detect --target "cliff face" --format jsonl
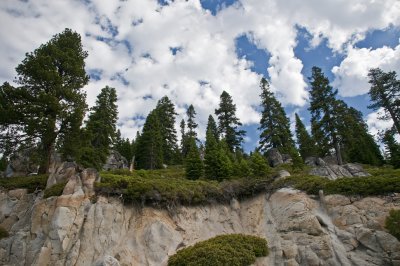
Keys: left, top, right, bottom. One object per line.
{"left": 0, "top": 186, "right": 399, "bottom": 266}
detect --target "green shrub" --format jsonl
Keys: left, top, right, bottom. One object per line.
{"left": 168, "top": 234, "right": 268, "bottom": 266}
{"left": 274, "top": 174, "right": 400, "bottom": 196}
{"left": 0, "top": 226, "right": 9, "bottom": 239}
{"left": 385, "top": 209, "right": 400, "bottom": 241}
{"left": 0, "top": 175, "right": 48, "bottom": 192}
{"left": 43, "top": 182, "right": 67, "bottom": 198}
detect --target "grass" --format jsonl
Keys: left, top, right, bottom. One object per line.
{"left": 0, "top": 175, "right": 48, "bottom": 193}
{"left": 168, "top": 234, "right": 268, "bottom": 266}
{"left": 95, "top": 168, "right": 273, "bottom": 207}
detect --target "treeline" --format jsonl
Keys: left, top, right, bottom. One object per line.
{"left": 0, "top": 29, "right": 399, "bottom": 177}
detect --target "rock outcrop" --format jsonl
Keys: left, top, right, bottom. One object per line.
{"left": 102, "top": 150, "right": 129, "bottom": 171}
{"left": 1, "top": 183, "right": 399, "bottom": 266}
{"left": 4, "top": 149, "right": 39, "bottom": 178}
{"left": 267, "top": 148, "right": 292, "bottom": 167}
{"left": 306, "top": 157, "right": 370, "bottom": 180}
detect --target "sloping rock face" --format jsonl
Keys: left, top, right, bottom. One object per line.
{"left": 0, "top": 186, "right": 399, "bottom": 266}
{"left": 306, "top": 157, "right": 370, "bottom": 180}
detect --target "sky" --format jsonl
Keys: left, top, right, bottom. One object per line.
{"left": 0, "top": 0, "right": 399, "bottom": 152}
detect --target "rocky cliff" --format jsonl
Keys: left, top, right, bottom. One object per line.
{"left": 0, "top": 183, "right": 399, "bottom": 266}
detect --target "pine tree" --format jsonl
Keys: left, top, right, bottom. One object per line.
{"left": 382, "top": 129, "right": 400, "bottom": 168}
{"left": 186, "top": 104, "right": 198, "bottom": 140}
{"left": 308, "top": 66, "right": 343, "bottom": 164}
{"left": 185, "top": 138, "right": 204, "bottom": 180}
{"left": 336, "top": 103, "right": 383, "bottom": 165}
{"left": 155, "top": 96, "right": 178, "bottom": 165}
{"left": 85, "top": 86, "right": 118, "bottom": 161}
{"left": 368, "top": 68, "right": 400, "bottom": 135}
{"left": 215, "top": 91, "right": 246, "bottom": 152}
{"left": 135, "top": 110, "right": 163, "bottom": 169}
{"left": 295, "top": 113, "right": 316, "bottom": 159}
{"left": 249, "top": 151, "right": 270, "bottom": 177}
{"left": 204, "top": 128, "right": 219, "bottom": 180}
{"left": 206, "top": 115, "right": 219, "bottom": 141}
{"left": 0, "top": 29, "right": 89, "bottom": 173}
{"left": 258, "top": 78, "right": 297, "bottom": 156}
{"left": 114, "top": 130, "right": 133, "bottom": 162}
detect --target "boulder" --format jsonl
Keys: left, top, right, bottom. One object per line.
{"left": 4, "top": 149, "right": 39, "bottom": 178}
{"left": 46, "top": 161, "right": 79, "bottom": 189}
{"left": 103, "top": 150, "right": 128, "bottom": 171}
{"left": 267, "top": 148, "right": 284, "bottom": 167}
{"left": 274, "top": 170, "right": 291, "bottom": 181}
{"left": 342, "top": 163, "right": 370, "bottom": 177}
{"left": 94, "top": 256, "right": 120, "bottom": 266}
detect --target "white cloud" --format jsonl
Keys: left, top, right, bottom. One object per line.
{"left": 332, "top": 44, "right": 400, "bottom": 97}
{"left": 0, "top": 0, "right": 399, "bottom": 144}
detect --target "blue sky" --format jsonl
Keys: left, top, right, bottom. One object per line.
{"left": 0, "top": 0, "right": 399, "bottom": 152}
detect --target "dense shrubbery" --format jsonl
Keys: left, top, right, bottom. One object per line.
{"left": 95, "top": 169, "right": 273, "bottom": 206}
{"left": 0, "top": 175, "right": 48, "bottom": 192}
{"left": 274, "top": 173, "right": 400, "bottom": 196}
{"left": 0, "top": 226, "right": 9, "bottom": 239}
{"left": 43, "top": 182, "right": 67, "bottom": 198}
{"left": 385, "top": 209, "right": 400, "bottom": 241}
{"left": 168, "top": 234, "right": 268, "bottom": 266}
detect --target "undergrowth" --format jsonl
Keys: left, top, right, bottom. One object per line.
{"left": 168, "top": 234, "right": 268, "bottom": 266}
{"left": 0, "top": 175, "right": 48, "bottom": 192}
{"left": 43, "top": 182, "right": 67, "bottom": 198}
{"left": 385, "top": 209, "right": 400, "bottom": 241}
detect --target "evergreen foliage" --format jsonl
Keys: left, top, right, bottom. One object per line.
{"left": 215, "top": 91, "right": 246, "bottom": 152}
{"left": 295, "top": 113, "right": 316, "bottom": 159}
{"left": 114, "top": 130, "right": 134, "bottom": 163}
{"left": 382, "top": 130, "right": 400, "bottom": 168}
{"left": 0, "top": 28, "right": 89, "bottom": 173}
{"left": 258, "top": 78, "right": 297, "bottom": 155}
{"left": 207, "top": 115, "right": 219, "bottom": 141}
{"left": 135, "top": 110, "right": 163, "bottom": 169}
{"left": 168, "top": 234, "right": 268, "bottom": 266}
{"left": 368, "top": 68, "right": 400, "bottom": 135}
{"left": 186, "top": 104, "right": 198, "bottom": 140}
{"left": 155, "top": 96, "right": 179, "bottom": 164}
{"left": 185, "top": 138, "right": 204, "bottom": 180}
{"left": 308, "top": 66, "right": 343, "bottom": 164}
{"left": 249, "top": 151, "right": 270, "bottom": 177}
{"left": 385, "top": 209, "right": 400, "bottom": 241}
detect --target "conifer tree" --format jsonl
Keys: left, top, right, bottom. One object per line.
{"left": 204, "top": 128, "right": 219, "bottom": 179}
{"left": 85, "top": 86, "right": 118, "bottom": 154}
{"left": 206, "top": 115, "right": 219, "bottom": 141}
{"left": 336, "top": 103, "right": 383, "bottom": 165}
{"left": 258, "top": 78, "right": 297, "bottom": 156}
{"left": 249, "top": 151, "right": 270, "bottom": 177}
{"left": 155, "top": 96, "right": 178, "bottom": 164}
{"left": 309, "top": 66, "right": 343, "bottom": 164}
{"left": 135, "top": 110, "right": 163, "bottom": 169}
{"left": 368, "top": 68, "right": 400, "bottom": 135}
{"left": 186, "top": 104, "right": 198, "bottom": 140}
{"left": 215, "top": 91, "right": 246, "bottom": 152}
{"left": 0, "top": 29, "right": 89, "bottom": 173}
{"left": 114, "top": 130, "right": 133, "bottom": 162}
{"left": 185, "top": 138, "right": 204, "bottom": 179}
{"left": 382, "top": 129, "right": 400, "bottom": 168}
{"left": 295, "top": 113, "right": 316, "bottom": 159}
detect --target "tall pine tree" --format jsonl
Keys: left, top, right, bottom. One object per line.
{"left": 368, "top": 68, "right": 400, "bottom": 135}
{"left": 258, "top": 78, "right": 297, "bottom": 156}
{"left": 309, "top": 66, "right": 343, "bottom": 164}
{"left": 0, "top": 29, "right": 89, "bottom": 173}
{"left": 186, "top": 104, "right": 198, "bottom": 140}
{"left": 206, "top": 115, "right": 219, "bottom": 141}
{"left": 215, "top": 91, "right": 246, "bottom": 152}
{"left": 155, "top": 96, "right": 179, "bottom": 165}
{"left": 382, "top": 129, "right": 400, "bottom": 168}
{"left": 135, "top": 110, "right": 163, "bottom": 169}
{"left": 185, "top": 137, "right": 204, "bottom": 180}
{"left": 295, "top": 113, "right": 316, "bottom": 159}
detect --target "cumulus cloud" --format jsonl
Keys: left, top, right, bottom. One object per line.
{"left": 0, "top": 0, "right": 399, "bottom": 142}
{"left": 332, "top": 44, "right": 400, "bottom": 97}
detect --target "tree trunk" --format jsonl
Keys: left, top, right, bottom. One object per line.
{"left": 333, "top": 138, "right": 343, "bottom": 165}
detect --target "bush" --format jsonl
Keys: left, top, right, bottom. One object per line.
{"left": 0, "top": 226, "right": 8, "bottom": 239}
{"left": 274, "top": 174, "right": 400, "bottom": 196}
{"left": 385, "top": 209, "right": 400, "bottom": 241}
{"left": 168, "top": 234, "right": 268, "bottom": 266}
{"left": 0, "top": 175, "right": 48, "bottom": 192}
{"left": 43, "top": 182, "right": 67, "bottom": 198}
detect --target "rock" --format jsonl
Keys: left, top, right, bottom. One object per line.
{"left": 103, "top": 150, "right": 128, "bottom": 171}
{"left": 93, "top": 255, "right": 120, "bottom": 266}
{"left": 46, "top": 161, "right": 79, "bottom": 189}
{"left": 81, "top": 168, "right": 100, "bottom": 197}
{"left": 305, "top": 157, "right": 318, "bottom": 166}
{"left": 342, "top": 163, "right": 370, "bottom": 177}
{"left": 7, "top": 189, "right": 28, "bottom": 200}
{"left": 281, "top": 154, "right": 293, "bottom": 164}
{"left": 323, "top": 155, "right": 338, "bottom": 165}
{"left": 4, "top": 149, "right": 39, "bottom": 177}
{"left": 355, "top": 227, "right": 382, "bottom": 252}
{"left": 267, "top": 148, "right": 284, "bottom": 167}
{"left": 274, "top": 170, "right": 291, "bottom": 181}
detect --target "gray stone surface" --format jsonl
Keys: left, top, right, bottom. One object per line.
{"left": 103, "top": 150, "right": 128, "bottom": 171}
